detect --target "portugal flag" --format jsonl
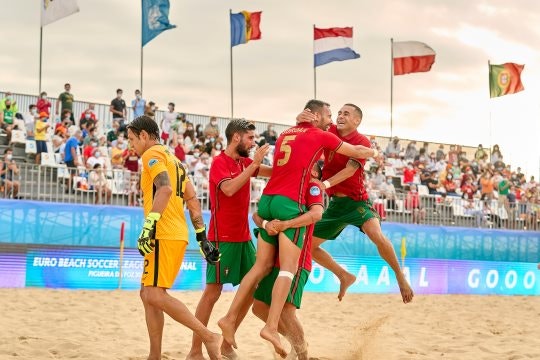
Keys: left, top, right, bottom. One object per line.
{"left": 489, "top": 63, "right": 524, "bottom": 98}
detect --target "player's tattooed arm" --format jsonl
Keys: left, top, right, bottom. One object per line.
{"left": 153, "top": 171, "right": 171, "bottom": 188}
{"left": 150, "top": 171, "right": 172, "bottom": 214}
{"left": 183, "top": 181, "right": 206, "bottom": 229}
{"left": 346, "top": 159, "right": 361, "bottom": 169}
{"left": 322, "top": 159, "right": 360, "bottom": 189}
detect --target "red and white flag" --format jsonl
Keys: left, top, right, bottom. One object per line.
{"left": 393, "top": 41, "right": 435, "bottom": 76}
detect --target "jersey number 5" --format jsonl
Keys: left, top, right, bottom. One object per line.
{"left": 277, "top": 135, "right": 296, "bottom": 166}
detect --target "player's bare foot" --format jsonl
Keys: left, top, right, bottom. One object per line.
{"left": 185, "top": 352, "right": 207, "bottom": 360}
{"left": 217, "top": 317, "right": 237, "bottom": 349}
{"left": 337, "top": 271, "right": 356, "bottom": 301}
{"left": 260, "top": 325, "right": 287, "bottom": 358}
{"left": 221, "top": 342, "right": 239, "bottom": 360}
{"left": 203, "top": 332, "right": 223, "bottom": 360}
{"left": 397, "top": 277, "right": 414, "bottom": 303}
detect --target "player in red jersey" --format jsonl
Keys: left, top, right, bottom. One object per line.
{"left": 187, "top": 119, "right": 272, "bottom": 360}
{"left": 219, "top": 100, "right": 378, "bottom": 357}
{"left": 306, "top": 103, "right": 414, "bottom": 304}
{"left": 251, "top": 163, "right": 324, "bottom": 360}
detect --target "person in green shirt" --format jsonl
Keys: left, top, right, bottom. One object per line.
{"left": 56, "top": 83, "right": 74, "bottom": 122}
{"left": 0, "top": 92, "right": 18, "bottom": 114}
{"left": 0, "top": 98, "right": 16, "bottom": 142}
{"left": 498, "top": 174, "right": 512, "bottom": 224}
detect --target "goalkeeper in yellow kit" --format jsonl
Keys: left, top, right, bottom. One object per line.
{"left": 126, "top": 116, "right": 222, "bottom": 360}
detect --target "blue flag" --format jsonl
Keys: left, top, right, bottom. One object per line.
{"left": 142, "top": 0, "right": 176, "bottom": 47}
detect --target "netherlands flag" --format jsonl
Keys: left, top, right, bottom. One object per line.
{"left": 314, "top": 27, "right": 360, "bottom": 67}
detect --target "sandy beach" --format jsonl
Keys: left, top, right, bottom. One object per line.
{"left": 2, "top": 289, "right": 539, "bottom": 360}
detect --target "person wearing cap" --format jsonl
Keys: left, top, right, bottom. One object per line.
{"left": 34, "top": 112, "right": 50, "bottom": 165}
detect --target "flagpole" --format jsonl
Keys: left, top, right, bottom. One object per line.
{"left": 390, "top": 38, "right": 394, "bottom": 139}
{"left": 229, "top": 9, "right": 234, "bottom": 119}
{"left": 140, "top": 46, "right": 144, "bottom": 95}
{"left": 313, "top": 25, "right": 317, "bottom": 99}
{"left": 488, "top": 60, "right": 492, "bottom": 159}
{"left": 39, "top": 26, "right": 43, "bottom": 93}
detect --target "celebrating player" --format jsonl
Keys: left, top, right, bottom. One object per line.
{"left": 219, "top": 100, "right": 378, "bottom": 357}
{"left": 304, "top": 104, "right": 414, "bottom": 303}
{"left": 126, "top": 116, "right": 222, "bottom": 360}
{"left": 251, "top": 163, "right": 324, "bottom": 360}
{"left": 186, "top": 119, "right": 272, "bottom": 360}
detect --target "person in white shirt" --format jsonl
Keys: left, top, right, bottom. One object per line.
{"left": 380, "top": 175, "right": 397, "bottom": 210}
{"left": 88, "top": 163, "right": 112, "bottom": 204}
{"left": 86, "top": 148, "right": 106, "bottom": 170}
{"left": 22, "top": 104, "right": 39, "bottom": 138}
{"left": 160, "top": 102, "right": 177, "bottom": 145}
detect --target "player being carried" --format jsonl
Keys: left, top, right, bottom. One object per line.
{"left": 251, "top": 162, "right": 325, "bottom": 360}
{"left": 218, "top": 99, "right": 378, "bottom": 358}
{"left": 298, "top": 103, "right": 414, "bottom": 303}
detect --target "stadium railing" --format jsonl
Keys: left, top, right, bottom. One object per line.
{"left": 2, "top": 162, "right": 538, "bottom": 231}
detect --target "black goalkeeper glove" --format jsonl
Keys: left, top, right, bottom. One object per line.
{"left": 137, "top": 212, "right": 160, "bottom": 256}
{"left": 195, "top": 227, "right": 221, "bottom": 264}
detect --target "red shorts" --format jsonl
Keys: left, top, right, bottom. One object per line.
{"left": 161, "top": 132, "right": 169, "bottom": 142}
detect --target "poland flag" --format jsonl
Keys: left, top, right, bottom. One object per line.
{"left": 314, "top": 27, "right": 360, "bottom": 67}
{"left": 393, "top": 41, "right": 436, "bottom": 76}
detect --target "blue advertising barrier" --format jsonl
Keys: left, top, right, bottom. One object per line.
{"left": 1, "top": 199, "right": 539, "bottom": 262}
{"left": 0, "top": 244, "right": 537, "bottom": 295}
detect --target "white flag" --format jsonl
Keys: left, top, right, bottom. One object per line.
{"left": 41, "top": 0, "right": 79, "bottom": 26}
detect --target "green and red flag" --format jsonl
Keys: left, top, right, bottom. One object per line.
{"left": 489, "top": 63, "right": 524, "bottom": 98}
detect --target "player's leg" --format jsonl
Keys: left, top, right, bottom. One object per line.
{"left": 261, "top": 231, "right": 302, "bottom": 358}
{"left": 143, "top": 240, "right": 222, "bottom": 360}
{"left": 361, "top": 217, "right": 414, "bottom": 303}
{"left": 218, "top": 236, "right": 275, "bottom": 348}
{"left": 187, "top": 283, "right": 223, "bottom": 360}
{"left": 311, "top": 198, "right": 355, "bottom": 300}
{"left": 140, "top": 286, "right": 164, "bottom": 360}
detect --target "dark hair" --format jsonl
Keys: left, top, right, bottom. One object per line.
{"left": 116, "top": 88, "right": 123, "bottom": 94}
{"left": 64, "top": 83, "right": 70, "bottom": 87}
{"left": 304, "top": 99, "right": 329, "bottom": 117}
{"left": 29, "top": 104, "right": 36, "bottom": 110}
{"left": 93, "top": 163, "right": 101, "bottom": 169}
{"left": 4, "top": 147, "right": 13, "bottom": 154}
{"left": 135, "top": 89, "right": 141, "bottom": 94}
{"left": 344, "top": 103, "right": 363, "bottom": 119}
{"left": 225, "top": 119, "right": 256, "bottom": 143}
{"left": 127, "top": 115, "right": 160, "bottom": 140}
{"left": 168, "top": 102, "right": 175, "bottom": 107}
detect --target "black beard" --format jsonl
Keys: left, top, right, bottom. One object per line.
{"left": 236, "top": 144, "right": 249, "bottom": 157}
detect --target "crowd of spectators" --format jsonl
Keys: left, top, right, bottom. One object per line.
{"left": 0, "top": 88, "right": 538, "bottom": 230}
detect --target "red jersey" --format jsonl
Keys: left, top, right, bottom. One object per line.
{"left": 208, "top": 152, "right": 257, "bottom": 242}
{"left": 263, "top": 122, "right": 342, "bottom": 205}
{"left": 403, "top": 168, "right": 416, "bottom": 183}
{"left": 275, "top": 181, "right": 323, "bottom": 272}
{"left": 322, "top": 124, "right": 370, "bottom": 201}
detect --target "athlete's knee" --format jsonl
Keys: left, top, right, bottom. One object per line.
{"left": 144, "top": 287, "right": 166, "bottom": 308}
{"left": 253, "top": 259, "right": 274, "bottom": 278}
{"left": 203, "top": 284, "right": 223, "bottom": 303}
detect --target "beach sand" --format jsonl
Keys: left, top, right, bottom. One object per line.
{"left": 2, "top": 289, "right": 539, "bottom": 360}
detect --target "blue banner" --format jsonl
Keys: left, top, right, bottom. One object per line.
{"left": 142, "top": 0, "right": 176, "bottom": 47}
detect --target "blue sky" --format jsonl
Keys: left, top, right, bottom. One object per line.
{"left": 2, "top": 0, "right": 539, "bottom": 177}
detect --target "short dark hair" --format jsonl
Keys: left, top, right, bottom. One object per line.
{"left": 312, "top": 162, "right": 323, "bottom": 180}
{"left": 4, "top": 147, "right": 13, "bottom": 155}
{"left": 127, "top": 115, "right": 160, "bottom": 140}
{"left": 225, "top": 119, "right": 256, "bottom": 143}
{"left": 344, "top": 103, "right": 363, "bottom": 119}
{"left": 116, "top": 88, "right": 123, "bottom": 94}
{"left": 304, "top": 99, "right": 329, "bottom": 117}
{"left": 168, "top": 102, "right": 175, "bottom": 107}
{"left": 29, "top": 104, "right": 36, "bottom": 110}
{"left": 64, "top": 83, "right": 70, "bottom": 87}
